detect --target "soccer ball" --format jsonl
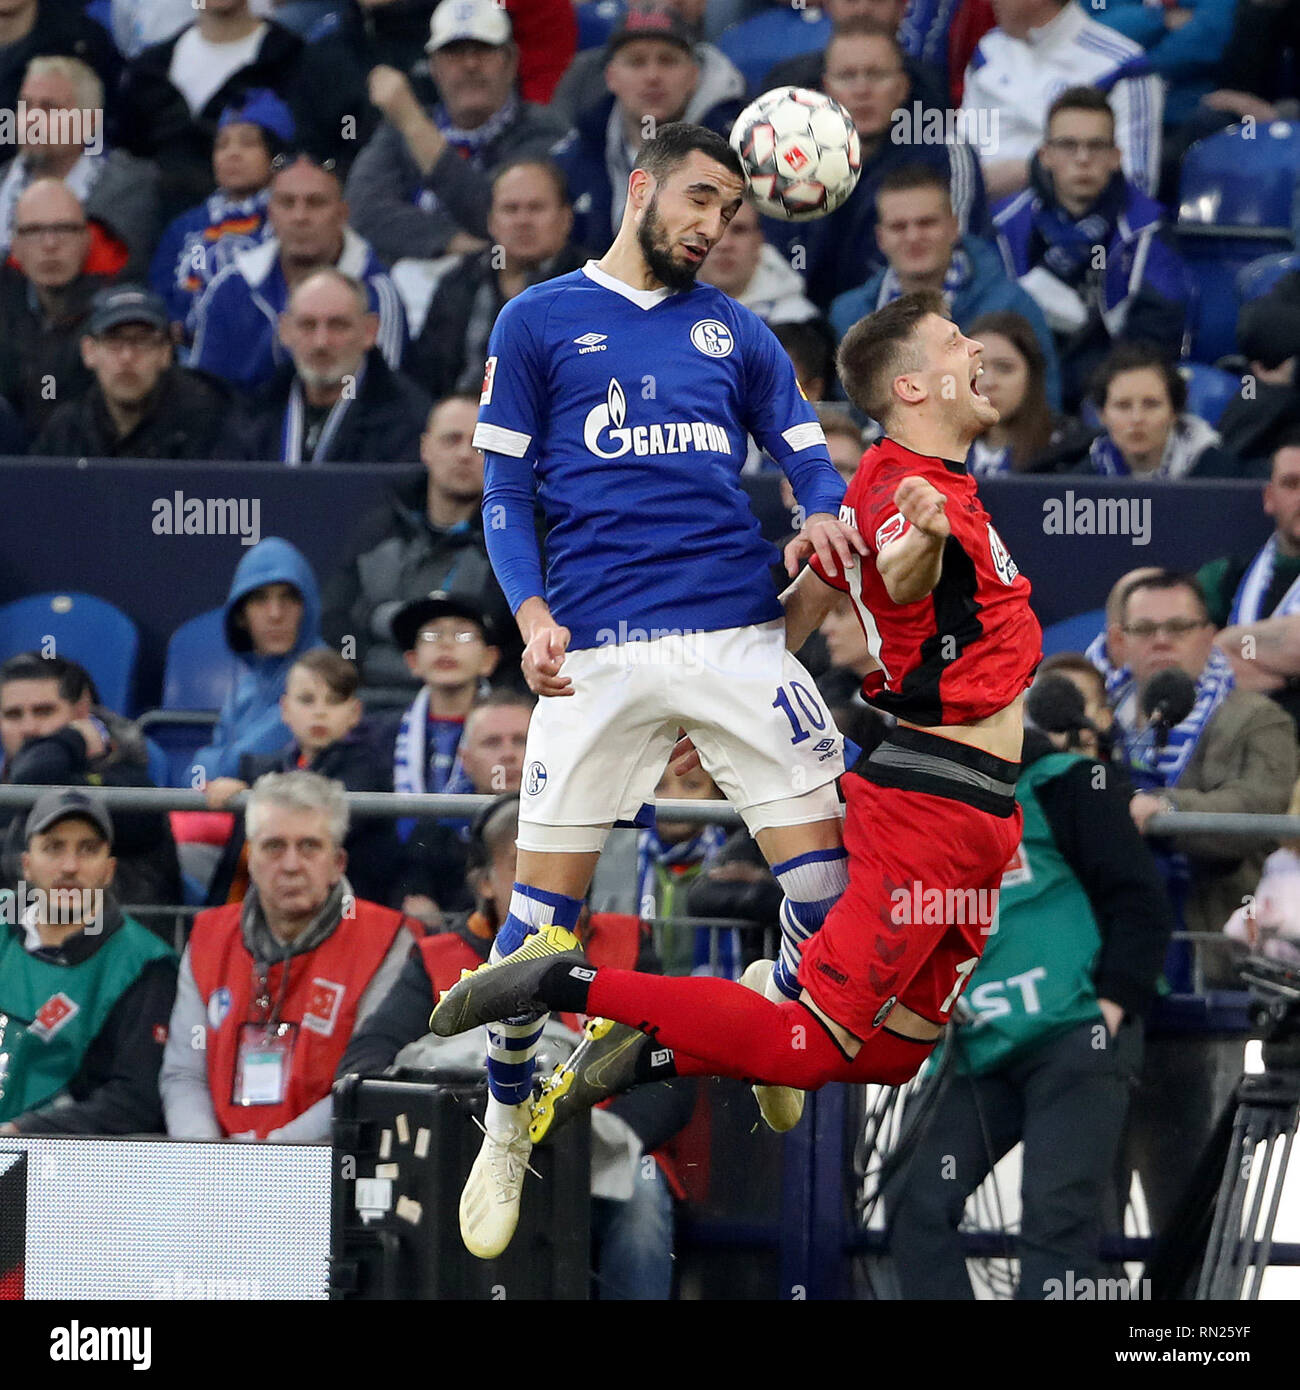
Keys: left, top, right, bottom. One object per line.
{"left": 729, "top": 87, "right": 862, "bottom": 222}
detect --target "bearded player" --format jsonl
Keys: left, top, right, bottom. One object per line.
{"left": 454, "top": 122, "right": 868, "bottom": 1260}
{"left": 433, "top": 290, "right": 1044, "bottom": 1141}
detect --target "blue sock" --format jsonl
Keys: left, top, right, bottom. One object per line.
{"left": 485, "top": 883, "right": 583, "bottom": 1107}
{"left": 769, "top": 849, "right": 849, "bottom": 1000}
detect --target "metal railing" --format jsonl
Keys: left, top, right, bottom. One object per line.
{"left": 1, "top": 781, "right": 1296, "bottom": 840}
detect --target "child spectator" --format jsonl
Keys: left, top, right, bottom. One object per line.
{"left": 191, "top": 536, "right": 324, "bottom": 782}
{"left": 378, "top": 590, "right": 502, "bottom": 810}
{"left": 149, "top": 89, "right": 291, "bottom": 338}
{"left": 203, "top": 650, "right": 399, "bottom": 907}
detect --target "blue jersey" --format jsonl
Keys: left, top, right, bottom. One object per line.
{"left": 475, "top": 261, "right": 845, "bottom": 650}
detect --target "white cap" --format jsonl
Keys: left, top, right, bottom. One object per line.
{"left": 426, "top": 0, "right": 512, "bottom": 53}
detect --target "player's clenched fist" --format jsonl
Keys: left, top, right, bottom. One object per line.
{"left": 522, "top": 623, "right": 574, "bottom": 697}
{"left": 893, "top": 476, "right": 950, "bottom": 541}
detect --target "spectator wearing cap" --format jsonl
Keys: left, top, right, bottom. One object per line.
{"left": 161, "top": 770, "right": 425, "bottom": 1142}
{"left": 549, "top": 0, "right": 745, "bottom": 129}
{"left": 0, "top": 653, "right": 182, "bottom": 909}
{"left": 1217, "top": 273, "right": 1300, "bottom": 475}
{"left": 375, "top": 590, "right": 502, "bottom": 816}
{"left": 31, "top": 284, "right": 238, "bottom": 461}
{"left": 332, "top": 0, "right": 577, "bottom": 106}
{"left": 0, "top": 178, "right": 126, "bottom": 435}
{"left": 191, "top": 537, "right": 327, "bottom": 782}
{"left": 405, "top": 159, "right": 586, "bottom": 400}
{"left": 391, "top": 689, "right": 533, "bottom": 927}
{"left": 201, "top": 650, "right": 400, "bottom": 909}
{"left": 0, "top": 57, "right": 159, "bottom": 284}
{"left": 321, "top": 393, "right": 517, "bottom": 687}
{"left": 345, "top": 0, "right": 569, "bottom": 267}
{"left": 0, "top": 790, "right": 178, "bottom": 1138}
{"left": 190, "top": 151, "right": 408, "bottom": 396}
{"left": 234, "top": 268, "right": 431, "bottom": 464}
{"left": 551, "top": 4, "right": 746, "bottom": 256}
{"left": 149, "top": 88, "right": 292, "bottom": 338}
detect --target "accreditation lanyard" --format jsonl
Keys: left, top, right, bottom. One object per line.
{"left": 231, "top": 958, "right": 298, "bottom": 1108}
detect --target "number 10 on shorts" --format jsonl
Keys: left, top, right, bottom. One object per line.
{"left": 773, "top": 681, "right": 826, "bottom": 745}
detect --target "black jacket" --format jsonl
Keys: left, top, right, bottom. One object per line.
{"left": 320, "top": 468, "right": 517, "bottom": 687}
{"left": 406, "top": 241, "right": 587, "bottom": 401}
{"left": 4, "top": 904, "right": 178, "bottom": 1136}
{"left": 31, "top": 365, "right": 239, "bottom": 461}
{"left": 337, "top": 912, "right": 697, "bottom": 1155}
{"left": 119, "top": 20, "right": 305, "bottom": 218}
{"left": 235, "top": 348, "right": 432, "bottom": 467}
{"left": 0, "top": 266, "right": 114, "bottom": 434}
{"left": 1022, "top": 729, "right": 1174, "bottom": 1018}
{"left": 0, "top": 710, "right": 182, "bottom": 909}
{"left": 204, "top": 731, "right": 402, "bottom": 909}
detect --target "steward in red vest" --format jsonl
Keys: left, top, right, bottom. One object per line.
{"left": 161, "top": 771, "right": 424, "bottom": 1142}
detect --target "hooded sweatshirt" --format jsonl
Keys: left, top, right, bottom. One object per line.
{"left": 191, "top": 537, "right": 325, "bottom": 780}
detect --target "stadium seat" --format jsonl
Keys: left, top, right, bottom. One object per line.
{"left": 1236, "top": 250, "right": 1300, "bottom": 305}
{"left": 1039, "top": 607, "right": 1105, "bottom": 658}
{"left": 162, "top": 606, "right": 239, "bottom": 711}
{"left": 139, "top": 607, "right": 238, "bottom": 786}
{"left": 1179, "top": 362, "right": 1241, "bottom": 427}
{"left": 1177, "top": 123, "right": 1300, "bottom": 362}
{"left": 0, "top": 592, "right": 139, "bottom": 715}
{"left": 1178, "top": 121, "right": 1300, "bottom": 232}
{"left": 1178, "top": 232, "right": 1296, "bottom": 363}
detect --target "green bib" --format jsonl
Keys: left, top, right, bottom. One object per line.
{"left": 0, "top": 916, "right": 174, "bottom": 1123}
{"left": 952, "top": 752, "right": 1104, "bottom": 1076}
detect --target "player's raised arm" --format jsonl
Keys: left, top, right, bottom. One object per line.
{"left": 875, "top": 475, "right": 951, "bottom": 604}
{"left": 737, "top": 311, "right": 868, "bottom": 578}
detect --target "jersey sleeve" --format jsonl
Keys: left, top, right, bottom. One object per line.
{"left": 737, "top": 311, "right": 845, "bottom": 520}
{"left": 472, "top": 295, "right": 549, "bottom": 462}
{"left": 475, "top": 297, "right": 551, "bottom": 613}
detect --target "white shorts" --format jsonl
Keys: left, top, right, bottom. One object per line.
{"left": 516, "top": 620, "right": 844, "bottom": 837}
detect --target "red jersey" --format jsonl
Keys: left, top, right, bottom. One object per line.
{"left": 810, "top": 437, "right": 1041, "bottom": 726}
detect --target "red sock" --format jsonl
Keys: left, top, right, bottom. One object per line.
{"left": 588, "top": 970, "right": 933, "bottom": 1089}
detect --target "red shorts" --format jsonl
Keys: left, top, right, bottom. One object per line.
{"left": 798, "top": 736, "right": 1023, "bottom": 1041}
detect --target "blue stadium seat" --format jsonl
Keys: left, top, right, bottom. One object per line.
{"left": 1236, "top": 250, "right": 1300, "bottom": 304}
{"left": 162, "top": 607, "right": 238, "bottom": 711}
{"left": 1179, "top": 362, "right": 1241, "bottom": 427}
{"left": 138, "top": 607, "right": 238, "bottom": 787}
{"left": 1039, "top": 607, "right": 1106, "bottom": 658}
{"left": 1177, "top": 123, "right": 1300, "bottom": 362}
{"left": 1179, "top": 121, "right": 1300, "bottom": 232}
{"left": 0, "top": 592, "right": 139, "bottom": 715}
{"left": 1178, "top": 232, "right": 1296, "bottom": 363}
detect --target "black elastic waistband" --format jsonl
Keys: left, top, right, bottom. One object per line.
{"left": 852, "top": 726, "right": 1020, "bottom": 817}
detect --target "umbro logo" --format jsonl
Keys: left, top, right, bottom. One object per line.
{"left": 573, "top": 333, "right": 608, "bottom": 354}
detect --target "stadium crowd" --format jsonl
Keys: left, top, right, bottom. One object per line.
{"left": 1, "top": 0, "right": 1300, "bottom": 1299}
